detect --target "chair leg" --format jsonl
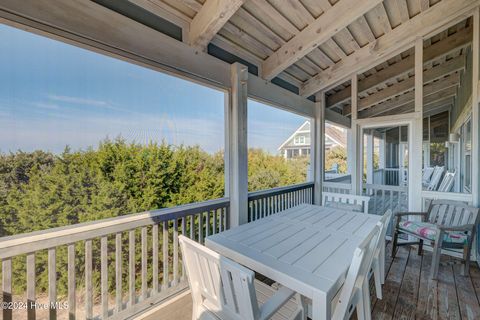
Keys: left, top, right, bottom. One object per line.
{"left": 391, "top": 230, "right": 399, "bottom": 258}
{"left": 362, "top": 279, "right": 372, "bottom": 320}
{"left": 373, "top": 259, "right": 382, "bottom": 300}
{"left": 462, "top": 243, "right": 471, "bottom": 277}
{"left": 356, "top": 290, "right": 366, "bottom": 320}
{"left": 380, "top": 242, "right": 386, "bottom": 284}
{"left": 418, "top": 239, "right": 423, "bottom": 256}
{"left": 430, "top": 234, "right": 443, "bottom": 280}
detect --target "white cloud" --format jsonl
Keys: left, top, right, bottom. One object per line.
{"left": 48, "top": 94, "right": 109, "bottom": 107}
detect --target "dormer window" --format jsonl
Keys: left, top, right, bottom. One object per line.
{"left": 294, "top": 135, "right": 305, "bottom": 145}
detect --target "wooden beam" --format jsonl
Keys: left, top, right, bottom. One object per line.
{"left": 376, "top": 86, "right": 458, "bottom": 117}
{"left": 261, "top": 0, "right": 383, "bottom": 80}
{"left": 301, "top": 0, "right": 479, "bottom": 97}
{"left": 188, "top": 0, "right": 245, "bottom": 50}
{"left": 326, "top": 26, "right": 472, "bottom": 109}
{"left": 343, "top": 54, "right": 464, "bottom": 115}
{"left": 358, "top": 73, "right": 460, "bottom": 118}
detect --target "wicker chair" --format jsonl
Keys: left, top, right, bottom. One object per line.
{"left": 391, "top": 200, "right": 479, "bottom": 279}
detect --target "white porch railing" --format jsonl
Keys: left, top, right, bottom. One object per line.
{"left": 0, "top": 182, "right": 316, "bottom": 320}
{"left": 247, "top": 182, "right": 314, "bottom": 222}
{"left": 0, "top": 198, "right": 229, "bottom": 320}
{"left": 364, "top": 183, "right": 408, "bottom": 216}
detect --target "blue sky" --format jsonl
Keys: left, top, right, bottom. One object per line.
{"left": 0, "top": 24, "right": 306, "bottom": 155}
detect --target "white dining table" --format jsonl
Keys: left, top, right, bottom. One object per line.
{"left": 205, "top": 203, "right": 383, "bottom": 320}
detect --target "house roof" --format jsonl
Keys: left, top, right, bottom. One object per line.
{"left": 277, "top": 121, "right": 346, "bottom": 151}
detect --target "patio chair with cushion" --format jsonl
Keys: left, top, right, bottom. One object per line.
{"left": 322, "top": 192, "right": 371, "bottom": 214}
{"left": 391, "top": 200, "right": 480, "bottom": 279}
{"left": 179, "top": 235, "right": 305, "bottom": 320}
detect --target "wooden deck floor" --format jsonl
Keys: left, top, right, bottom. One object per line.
{"left": 144, "top": 243, "right": 480, "bottom": 320}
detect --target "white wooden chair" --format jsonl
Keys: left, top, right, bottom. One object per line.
{"left": 437, "top": 170, "right": 456, "bottom": 192}
{"left": 332, "top": 225, "right": 381, "bottom": 320}
{"left": 179, "top": 235, "right": 304, "bottom": 320}
{"left": 371, "top": 210, "right": 392, "bottom": 300}
{"left": 425, "top": 166, "right": 444, "bottom": 191}
{"left": 322, "top": 192, "right": 371, "bottom": 214}
{"left": 304, "top": 225, "right": 381, "bottom": 320}
{"left": 422, "top": 167, "right": 434, "bottom": 186}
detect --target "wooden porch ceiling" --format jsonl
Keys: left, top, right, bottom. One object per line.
{"left": 126, "top": 0, "right": 475, "bottom": 120}
{"left": 0, "top": 0, "right": 476, "bottom": 122}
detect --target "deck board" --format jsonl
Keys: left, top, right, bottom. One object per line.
{"left": 146, "top": 243, "right": 480, "bottom": 320}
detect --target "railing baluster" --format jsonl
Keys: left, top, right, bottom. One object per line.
{"left": 68, "top": 244, "right": 75, "bottom": 320}
{"left": 85, "top": 240, "right": 93, "bottom": 320}
{"left": 48, "top": 248, "right": 56, "bottom": 320}
{"left": 27, "top": 253, "right": 35, "bottom": 320}
{"left": 162, "top": 221, "right": 169, "bottom": 289}
{"left": 2, "top": 258, "right": 12, "bottom": 320}
{"left": 115, "top": 233, "right": 122, "bottom": 313}
{"left": 173, "top": 218, "right": 179, "bottom": 286}
{"left": 206, "top": 211, "right": 210, "bottom": 237}
{"left": 152, "top": 224, "right": 159, "bottom": 293}
{"left": 213, "top": 209, "right": 218, "bottom": 233}
{"left": 181, "top": 218, "right": 187, "bottom": 280}
{"left": 198, "top": 213, "right": 203, "bottom": 243}
{"left": 101, "top": 236, "right": 108, "bottom": 318}
{"left": 128, "top": 230, "right": 135, "bottom": 307}
{"left": 190, "top": 215, "right": 194, "bottom": 239}
{"left": 141, "top": 227, "right": 147, "bottom": 301}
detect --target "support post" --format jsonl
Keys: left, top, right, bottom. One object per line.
{"left": 366, "top": 130, "right": 374, "bottom": 184}
{"left": 312, "top": 93, "right": 325, "bottom": 205}
{"left": 379, "top": 132, "right": 386, "bottom": 170}
{"left": 228, "top": 63, "right": 248, "bottom": 227}
{"left": 410, "top": 37, "right": 423, "bottom": 211}
{"left": 472, "top": 7, "right": 479, "bottom": 207}
{"left": 350, "top": 74, "right": 362, "bottom": 195}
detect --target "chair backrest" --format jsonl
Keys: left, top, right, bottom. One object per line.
{"left": 322, "top": 192, "right": 370, "bottom": 214}
{"left": 437, "top": 171, "right": 456, "bottom": 192}
{"left": 179, "top": 235, "right": 259, "bottom": 320}
{"left": 422, "top": 167, "right": 434, "bottom": 184}
{"left": 332, "top": 225, "right": 380, "bottom": 320}
{"left": 378, "top": 210, "right": 392, "bottom": 245}
{"left": 426, "top": 200, "right": 480, "bottom": 227}
{"left": 427, "top": 166, "right": 444, "bottom": 191}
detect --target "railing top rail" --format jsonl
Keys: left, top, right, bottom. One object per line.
{"left": 247, "top": 182, "right": 314, "bottom": 201}
{"left": 421, "top": 190, "right": 473, "bottom": 203}
{"left": 322, "top": 181, "right": 352, "bottom": 189}
{"left": 0, "top": 197, "right": 229, "bottom": 259}
{"left": 364, "top": 183, "right": 407, "bottom": 192}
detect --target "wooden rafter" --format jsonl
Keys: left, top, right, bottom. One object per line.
{"left": 261, "top": 0, "right": 383, "bottom": 80}
{"left": 326, "top": 26, "right": 471, "bottom": 109}
{"left": 343, "top": 54, "right": 465, "bottom": 115}
{"left": 300, "top": 0, "right": 478, "bottom": 97}
{"left": 358, "top": 74, "right": 460, "bottom": 118}
{"left": 188, "top": 0, "right": 245, "bottom": 50}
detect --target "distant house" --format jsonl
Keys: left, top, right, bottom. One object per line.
{"left": 278, "top": 121, "right": 346, "bottom": 159}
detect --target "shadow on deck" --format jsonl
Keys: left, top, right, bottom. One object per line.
{"left": 142, "top": 242, "right": 480, "bottom": 320}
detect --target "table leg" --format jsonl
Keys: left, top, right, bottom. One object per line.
{"left": 312, "top": 291, "right": 330, "bottom": 320}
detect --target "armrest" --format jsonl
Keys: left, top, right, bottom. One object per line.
{"left": 258, "top": 285, "right": 295, "bottom": 320}
{"left": 437, "top": 224, "right": 475, "bottom": 232}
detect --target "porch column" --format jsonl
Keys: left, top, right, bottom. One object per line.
{"left": 347, "top": 130, "right": 355, "bottom": 175}
{"left": 350, "top": 74, "right": 362, "bottom": 195}
{"left": 472, "top": 7, "right": 479, "bottom": 206}
{"left": 366, "top": 130, "right": 374, "bottom": 184}
{"left": 379, "top": 132, "right": 386, "bottom": 170}
{"left": 409, "top": 37, "right": 423, "bottom": 211}
{"left": 312, "top": 93, "right": 325, "bottom": 205}
{"left": 227, "top": 62, "right": 248, "bottom": 227}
